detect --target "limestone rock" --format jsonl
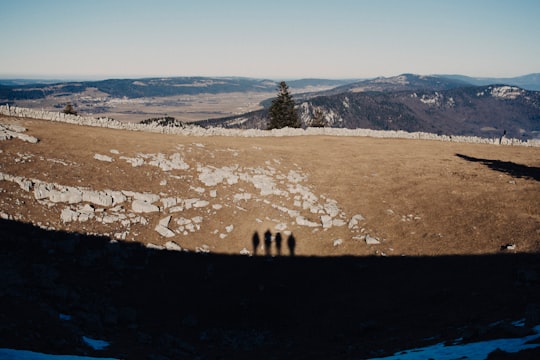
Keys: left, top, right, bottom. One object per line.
{"left": 82, "top": 190, "right": 113, "bottom": 207}
{"left": 14, "top": 176, "right": 33, "bottom": 192}
{"left": 155, "top": 224, "right": 175, "bottom": 238}
{"left": 198, "top": 166, "right": 239, "bottom": 186}
{"left": 132, "top": 200, "right": 160, "bottom": 213}
{"left": 50, "top": 186, "right": 83, "bottom": 204}
{"left": 60, "top": 208, "right": 79, "bottom": 223}
{"left": 365, "top": 235, "right": 381, "bottom": 245}
{"left": 33, "top": 182, "right": 52, "bottom": 200}
{"left": 161, "top": 197, "right": 178, "bottom": 209}
{"left": 333, "top": 239, "right": 344, "bottom": 247}
{"left": 324, "top": 201, "right": 340, "bottom": 217}
{"left": 159, "top": 216, "right": 172, "bottom": 227}
{"left": 332, "top": 219, "right": 347, "bottom": 227}
{"left": 131, "top": 192, "right": 160, "bottom": 204}
{"left": 193, "top": 200, "right": 209, "bottom": 208}
{"left": 348, "top": 214, "right": 365, "bottom": 229}
{"left": 165, "top": 240, "right": 182, "bottom": 251}
{"left": 94, "top": 154, "right": 113, "bottom": 162}
{"left": 321, "top": 215, "right": 333, "bottom": 229}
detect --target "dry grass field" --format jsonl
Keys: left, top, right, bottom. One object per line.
{"left": 1, "top": 115, "right": 540, "bottom": 359}
{"left": 1, "top": 115, "right": 539, "bottom": 256}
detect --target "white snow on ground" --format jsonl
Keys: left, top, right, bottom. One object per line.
{"left": 370, "top": 324, "right": 540, "bottom": 360}
{"left": 81, "top": 337, "right": 109, "bottom": 351}
{"left": 0, "top": 348, "right": 118, "bottom": 359}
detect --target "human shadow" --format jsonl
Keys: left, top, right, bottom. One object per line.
{"left": 252, "top": 231, "right": 260, "bottom": 255}
{"left": 287, "top": 233, "right": 296, "bottom": 257}
{"left": 456, "top": 153, "right": 540, "bottom": 181}
{"left": 263, "top": 229, "right": 272, "bottom": 257}
{"left": 2, "top": 218, "right": 540, "bottom": 359}
{"left": 274, "top": 232, "right": 282, "bottom": 256}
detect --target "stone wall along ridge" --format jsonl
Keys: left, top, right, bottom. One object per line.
{"left": 1, "top": 104, "right": 538, "bottom": 146}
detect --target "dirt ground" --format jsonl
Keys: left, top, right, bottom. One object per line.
{"left": 1, "top": 116, "right": 540, "bottom": 359}
{"left": 1, "top": 115, "right": 539, "bottom": 257}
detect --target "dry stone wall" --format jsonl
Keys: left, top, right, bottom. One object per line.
{"left": 1, "top": 104, "right": 537, "bottom": 146}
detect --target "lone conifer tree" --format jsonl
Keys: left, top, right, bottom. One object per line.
{"left": 267, "top": 81, "right": 300, "bottom": 130}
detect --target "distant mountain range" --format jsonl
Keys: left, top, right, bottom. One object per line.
{"left": 1, "top": 73, "right": 539, "bottom": 139}
{"left": 0, "top": 77, "right": 353, "bottom": 100}
{"left": 439, "top": 73, "right": 540, "bottom": 91}
{"left": 200, "top": 74, "right": 540, "bottom": 140}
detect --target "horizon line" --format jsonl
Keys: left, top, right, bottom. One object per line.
{"left": 1, "top": 72, "right": 539, "bottom": 82}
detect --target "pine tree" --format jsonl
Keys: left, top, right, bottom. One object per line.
{"left": 267, "top": 81, "right": 300, "bottom": 130}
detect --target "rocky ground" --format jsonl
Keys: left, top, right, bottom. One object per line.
{"left": 1, "top": 115, "right": 540, "bottom": 358}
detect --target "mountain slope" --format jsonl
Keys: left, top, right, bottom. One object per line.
{"left": 205, "top": 84, "right": 540, "bottom": 140}
{"left": 441, "top": 73, "right": 540, "bottom": 91}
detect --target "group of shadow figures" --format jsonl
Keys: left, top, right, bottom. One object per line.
{"left": 252, "top": 230, "right": 296, "bottom": 257}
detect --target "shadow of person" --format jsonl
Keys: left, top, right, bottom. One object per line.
{"left": 456, "top": 153, "right": 540, "bottom": 181}
{"left": 275, "top": 232, "right": 282, "bottom": 256}
{"left": 264, "top": 229, "right": 272, "bottom": 257}
{"left": 252, "top": 231, "right": 260, "bottom": 256}
{"left": 287, "top": 233, "right": 296, "bottom": 257}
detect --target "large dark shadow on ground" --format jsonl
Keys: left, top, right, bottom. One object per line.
{"left": 456, "top": 153, "right": 540, "bottom": 181}
{"left": 1, "top": 219, "right": 540, "bottom": 359}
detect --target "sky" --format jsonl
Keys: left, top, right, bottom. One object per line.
{"left": 1, "top": 0, "right": 539, "bottom": 80}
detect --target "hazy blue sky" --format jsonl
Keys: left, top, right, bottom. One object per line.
{"left": 1, "top": 0, "right": 539, "bottom": 80}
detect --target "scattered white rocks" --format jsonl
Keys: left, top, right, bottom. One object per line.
{"left": 233, "top": 192, "right": 252, "bottom": 202}
{"left": 144, "top": 153, "right": 190, "bottom": 171}
{"left": 198, "top": 165, "right": 239, "bottom": 186}
{"left": 165, "top": 240, "right": 182, "bottom": 251}
{"left": 146, "top": 243, "right": 164, "bottom": 250}
{"left": 332, "top": 219, "right": 347, "bottom": 227}
{"left": 365, "top": 235, "right": 381, "bottom": 245}
{"left": 120, "top": 156, "right": 144, "bottom": 167}
{"left": 155, "top": 216, "right": 176, "bottom": 237}
{"left": 0, "top": 123, "right": 39, "bottom": 143}
{"left": 348, "top": 214, "right": 365, "bottom": 229}
{"left": 60, "top": 208, "right": 79, "bottom": 223}
{"left": 155, "top": 224, "right": 175, "bottom": 238}
{"left": 401, "top": 214, "right": 421, "bottom": 222}
{"left": 132, "top": 200, "right": 160, "bottom": 213}
{"left": 0, "top": 114, "right": 399, "bottom": 250}
{"left": 333, "top": 238, "right": 344, "bottom": 247}
{"left": 82, "top": 190, "right": 118, "bottom": 207}
{"left": 161, "top": 197, "right": 177, "bottom": 209}
{"left": 195, "top": 244, "right": 210, "bottom": 253}
{"left": 321, "top": 215, "right": 333, "bottom": 229}
{"left": 93, "top": 153, "right": 113, "bottom": 162}
{"left": 193, "top": 200, "right": 209, "bottom": 208}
